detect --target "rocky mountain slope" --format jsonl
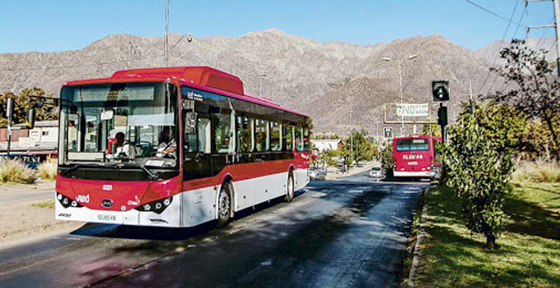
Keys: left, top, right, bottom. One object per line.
{"left": 476, "top": 37, "right": 556, "bottom": 65}
{"left": 0, "top": 29, "right": 502, "bottom": 134}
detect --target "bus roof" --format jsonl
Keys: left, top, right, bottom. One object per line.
{"left": 62, "top": 66, "right": 308, "bottom": 118}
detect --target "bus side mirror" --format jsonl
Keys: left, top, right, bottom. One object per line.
{"left": 26, "top": 108, "right": 36, "bottom": 129}
{"left": 185, "top": 112, "right": 197, "bottom": 134}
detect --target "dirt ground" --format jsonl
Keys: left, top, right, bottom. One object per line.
{"left": 0, "top": 181, "right": 82, "bottom": 245}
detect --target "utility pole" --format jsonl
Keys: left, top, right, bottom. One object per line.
{"left": 526, "top": 0, "right": 560, "bottom": 78}
{"left": 350, "top": 109, "right": 354, "bottom": 162}
{"left": 398, "top": 59, "right": 404, "bottom": 135}
{"left": 376, "top": 121, "right": 380, "bottom": 143}
{"left": 164, "top": 0, "right": 169, "bottom": 67}
{"left": 5, "top": 98, "right": 14, "bottom": 157}
{"left": 382, "top": 54, "right": 418, "bottom": 136}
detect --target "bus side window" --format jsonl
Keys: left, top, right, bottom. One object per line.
{"left": 237, "top": 116, "right": 253, "bottom": 153}
{"left": 255, "top": 119, "right": 269, "bottom": 152}
{"left": 214, "top": 112, "right": 231, "bottom": 154}
{"left": 184, "top": 113, "right": 198, "bottom": 155}
{"left": 296, "top": 125, "right": 304, "bottom": 152}
{"left": 303, "top": 125, "right": 309, "bottom": 152}
{"left": 270, "top": 122, "right": 282, "bottom": 151}
{"left": 198, "top": 117, "right": 211, "bottom": 154}
{"left": 285, "top": 124, "right": 294, "bottom": 151}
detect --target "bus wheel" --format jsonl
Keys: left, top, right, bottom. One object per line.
{"left": 217, "top": 182, "right": 232, "bottom": 228}
{"left": 284, "top": 171, "right": 295, "bottom": 202}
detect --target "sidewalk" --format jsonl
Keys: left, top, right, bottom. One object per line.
{"left": 0, "top": 180, "right": 81, "bottom": 244}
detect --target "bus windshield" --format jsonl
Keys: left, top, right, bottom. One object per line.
{"left": 396, "top": 138, "right": 429, "bottom": 151}
{"left": 59, "top": 82, "right": 178, "bottom": 168}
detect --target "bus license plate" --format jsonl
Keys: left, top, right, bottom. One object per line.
{"left": 97, "top": 214, "right": 117, "bottom": 221}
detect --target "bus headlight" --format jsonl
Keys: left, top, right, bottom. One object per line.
{"left": 56, "top": 192, "right": 83, "bottom": 209}
{"left": 135, "top": 197, "right": 173, "bottom": 214}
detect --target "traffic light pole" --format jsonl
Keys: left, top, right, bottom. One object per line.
{"left": 440, "top": 103, "right": 446, "bottom": 143}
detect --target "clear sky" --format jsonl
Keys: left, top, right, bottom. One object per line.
{"left": 0, "top": 0, "right": 555, "bottom": 54}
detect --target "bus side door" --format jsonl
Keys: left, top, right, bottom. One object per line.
{"left": 183, "top": 108, "right": 213, "bottom": 181}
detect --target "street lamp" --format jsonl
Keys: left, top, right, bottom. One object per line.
{"left": 382, "top": 54, "right": 418, "bottom": 136}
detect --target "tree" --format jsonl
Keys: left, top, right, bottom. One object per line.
{"left": 483, "top": 39, "right": 559, "bottom": 157}
{"left": 342, "top": 130, "right": 378, "bottom": 165}
{"left": 458, "top": 101, "right": 527, "bottom": 156}
{"left": 0, "top": 87, "right": 57, "bottom": 126}
{"left": 421, "top": 118, "right": 441, "bottom": 137}
{"left": 380, "top": 143, "right": 393, "bottom": 177}
{"left": 523, "top": 116, "right": 559, "bottom": 160}
{"left": 443, "top": 104, "right": 515, "bottom": 250}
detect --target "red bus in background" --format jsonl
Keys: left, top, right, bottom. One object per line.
{"left": 392, "top": 136, "right": 441, "bottom": 179}
{"left": 55, "top": 66, "right": 310, "bottom": 228}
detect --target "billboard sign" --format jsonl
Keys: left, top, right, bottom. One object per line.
{"left": 396, "top": 103, "right": 429, "bottom": 117}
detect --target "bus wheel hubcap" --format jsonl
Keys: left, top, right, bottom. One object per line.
{"left": 218, "top": 190, "right": 230, "bottom": 219}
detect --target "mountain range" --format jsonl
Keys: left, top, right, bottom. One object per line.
{"left": 0, "top": 29, "right": 555, "bottom": 134}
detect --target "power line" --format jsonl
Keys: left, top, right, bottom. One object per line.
{"left": 477, "top": 0, "right": 520, "bottom": 95}
{"left": 536, "top": 16, "right": 555, "bottom": 47}
{"left": 464, "top": 0, "right": 528, "bottom": 28}
{"left": 512, "top": 4, "right": 528, "bottom": 39}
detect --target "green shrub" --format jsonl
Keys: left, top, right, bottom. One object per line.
{"left": 37, "top": 162, "right": 57, "bottom": 181}
{"left": 0, "top": 159, "right": 38, "bottom": 184}
{"left": 513, "top": 161, "right": 560, "bottom": 183}
{"left": 32, "top": 200, "right": 55, "bottom": 209}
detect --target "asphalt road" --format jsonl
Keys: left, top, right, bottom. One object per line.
{"left": 0, "top": 172, "right": 428, "bottom": 288}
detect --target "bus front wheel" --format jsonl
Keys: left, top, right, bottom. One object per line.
{"left": 284, "top": 171, "right": 295, "bottom": 202}
{"left": 217, "top": 182, "right": 233, "bottom": 228}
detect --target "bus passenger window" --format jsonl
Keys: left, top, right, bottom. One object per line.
{"left": 184, "top": 114, "right": 198, "bottom": 153}
{"left": 214, "top": 113, "right": 231, "bottom": 153}
{"left": 296, "top": 125, "right": 304, "bottom": 152}
{"left": 303, "top": 126, "right": 309, "bottom": 152}
{"left": 237, "top": 116, "right": 253, "bottom": 153}
{"left": 198, "top": 118, "right": 211, "bottom": 154}
{"left": 255, "top": 119, "right": 269, "bottom": 152}
{"left": 270, "top": 122, "right": 282, "bottom": 151}
{"left": 285, "top": 125, "right": 294, "bottom": 151}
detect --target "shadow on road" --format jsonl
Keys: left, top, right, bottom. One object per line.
{"left": 70, "top": 191, "right": 308, "bottom": 241}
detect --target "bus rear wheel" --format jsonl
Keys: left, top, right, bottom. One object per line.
{"left": 284, "top": 171, "right": 295, "bottom": 202}
{"left": 217, "top": 182, "right": 232, "bottom": 228}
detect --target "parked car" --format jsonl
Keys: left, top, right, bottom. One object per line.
{"left": 309, "top": 166, "right": 327, "bottom": 180}
{"left": 368, "top": 166, "right": 384, "bottom": 178}
{"left": 0, "top": 153, "right": 39, "bottom": 169}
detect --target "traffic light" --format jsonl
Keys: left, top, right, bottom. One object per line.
{"left": 6, "top": 98, "right": 14, "bottom": 124}
{"left": 432, "top": 80, "right": 450, "bottom": 102}
{"left": 438, "top": 106, "right": 448, "bottom": 126}
{"left": 26, "top": 109, "right": 36, "bottom": 129}
{"left": 384, "top": 127, "right": 393, "bottom": 138}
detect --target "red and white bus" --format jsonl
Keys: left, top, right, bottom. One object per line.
{"left": 55, "top": 66, "right": 310, "bottom": 228}
{"left": 392, "top": 135, "right": 440, "bottom": 179}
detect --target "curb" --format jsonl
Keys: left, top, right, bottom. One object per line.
{"left": 407, "top": 185, "right": 431, "bottom": 288}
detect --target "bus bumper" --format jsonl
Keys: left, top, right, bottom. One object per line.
{"left": 55, "top": 193, "right": 182, "bottom": 228}
{"left": 393, "top": 171, "right": 435, "bottom": 178}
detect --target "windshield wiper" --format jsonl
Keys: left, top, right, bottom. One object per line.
{"left": 128, "top": 160, "right": 160, "bottom": 180}
{"left": 62, "top": 162, "right": 105, "bottom": 173}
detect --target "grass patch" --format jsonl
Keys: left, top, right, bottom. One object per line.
{"left": 32, "top": 200, "right": 54, "bottom": 209}
{"left": 0, "top": 159, "right": 37, "bottom": 184}
{"left": 37, "top": 162, "right": 57, "bottom": 181}
{"left": 513, "top": 161, "right": 560, "bottom": 183}
{"left": 416, "top": 184, "right": 560, "bottom": 288}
